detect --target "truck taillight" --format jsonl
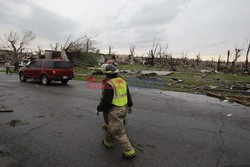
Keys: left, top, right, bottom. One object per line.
{"left": 52, "top": 70, "right": 56, "bottom": 75}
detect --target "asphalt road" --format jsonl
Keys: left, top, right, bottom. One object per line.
{"left": 0, "top": 73, "right": 250, "bottom": 167}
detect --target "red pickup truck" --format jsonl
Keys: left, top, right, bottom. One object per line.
{"left": 19, "top": 59, "right": 74, "bottom": 85}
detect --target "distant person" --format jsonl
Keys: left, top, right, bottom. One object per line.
{"left": 5, "top": 61, "right": 12, "bottom": 75}
{"left": 14, "top": 61, "right": 19, "bottom": 73}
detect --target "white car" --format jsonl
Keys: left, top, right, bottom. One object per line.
{"left": 19, "top": 59, "right": 31, "bottom": 67}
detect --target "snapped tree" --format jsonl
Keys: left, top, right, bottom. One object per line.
{"left": 1, "top": 30, "right": 36, "bottom": 62}
{"left": 231, "top": 48, "right": 242, "bottom": 72}
{"left": 245, "top": 43, "right": 250, "bottom": 72}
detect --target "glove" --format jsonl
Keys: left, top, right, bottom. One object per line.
{"left": 127, "top": 107, "right": 132, "bottom": 114}
{"left": 96, "top": 105, "right": 102, "bottom": 116}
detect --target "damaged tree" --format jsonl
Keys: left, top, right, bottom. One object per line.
{"left": 1, "top": 30, "right": 36, "bottom": 62}
{"left": 35, "top": 46, "right": 43, "bottom": 59}
{"left": 61, "top": 34, "right": 98, "bottom": 65}
{"left": 63, "top": 35, "right": 85, "bottom": 53}
{"left": 157, "top": 43, "right": 168, "bottom": 65}
{"left": 245, "top": 43, "right": 250, "bottom": 72}
{"left": 231, "top": 48, "right": 242, "bottom": 72}
{"left": 129, "top": 45, "right": 135, "bottom": 60}
{"left": 128, "top": 45, "right": 135, "bottom": 64}
{"left": 217, "top": 55, "right": 222, "bottom": 71}
{"left": 50, "top": 43, "right": 61, "bottom": 51}
{"left": 181, "top": 52, "right": 189, "bottom": 66}
{"left": 168, "top": 55, "right": 176, "bottom": 71}
{"left": 196, "top": 53, "right": 201, "bottom": 66}
{"left": 226, "top": 50, "right": 230, "bottom": 67}
{"left": 147, "top": 40, "right": 158, "bottom": 66}
{"left": 108, "top": 45, "right": 115, "bottom": 55}
{"left": 83, "top": 35, "right": 97, "bottom": 56}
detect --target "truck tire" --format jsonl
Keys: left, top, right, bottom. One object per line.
{"left": 41, "top": 75, "right": 50, "bottom": 85}
{"left": 19, "top": 72, "right": 27, "bottom": 82}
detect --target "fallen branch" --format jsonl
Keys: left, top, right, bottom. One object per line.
{"left": 207, "top": 92, "right": 223, "bottom": 99}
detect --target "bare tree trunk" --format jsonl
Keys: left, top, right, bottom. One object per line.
{"left": 232, "top": 48, "right": 241, "bottom": 73}
{"left": 226, "top": 50, "right": 230, "bottom": 67}
{"left": 245, "top": 43, "right": 250, "bottom": 71}
{"left": 217, "top": 55, "right": 221, "bottom": 71}
{"left": 196, "top": 53, "right": 201, "bottom": 66}
{"left": 109, "top": 46, "right": 112, "bottom": 55}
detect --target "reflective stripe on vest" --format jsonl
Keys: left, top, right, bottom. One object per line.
{"left": 107, "top": 77, "right": 128, "bottom": 107}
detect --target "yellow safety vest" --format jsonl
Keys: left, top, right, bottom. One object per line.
{"left": 107, "top": 77, "right": 128, "bottom": 107}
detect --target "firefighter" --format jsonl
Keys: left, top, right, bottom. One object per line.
{"left": 97, "top": 64, "right": 136, "bottom": 159}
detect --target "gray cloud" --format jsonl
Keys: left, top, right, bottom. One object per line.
{"left": 128, "top": 1, "right": 186, "bottom": 27}
{"left": 0, "top": 0, "right": 79, "bottom": 42}
{"left": 97, "top": 0, "right": 189, "bottom": 53}
{"left": 1, "top": 0, "right": 249, "bottom": 57}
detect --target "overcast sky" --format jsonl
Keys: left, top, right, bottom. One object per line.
{"left": 0, "top": 0, "right": 249, "bottom": 60}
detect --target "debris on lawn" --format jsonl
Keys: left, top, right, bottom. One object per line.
{"left": 75, "top": 74, "right": 89, "bottom": 77}
{"left": 171, "top": 78, "right": 183, "bottom": 83}
{"left": 91, "top": 68, "right": 103, "bottom": 75}
{"left": 209, "top": 86, "right": 217, "bottom": 89}
{"left": 120, "top": 70, "right": 132, "bottom": 74}
{"left": 87, "top": 67, "right": 95, "bottom": 70}
{"left": 228, "top": 96, "right": 250, "bottom": 106}
{"left": 6, "top": 120, "right": 29, "bottom": 127}
{"left": 206, "top": 92, "right": 250, "bottom": 106}
{"left": 140, "top": 70, "right": 172, "bottom": 76}
{"left": 206, "top": 92, "right": 224, "bottom": 99}
{"left": 200, "top": 69, "right": 213, "bottom": 73}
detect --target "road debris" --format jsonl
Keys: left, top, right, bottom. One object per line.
{"left": 34, "top": 115, "right": 45, "bottom": 118}
{"left": 6, "top": 120, "right": 29, "bottom": 127}
{"left": 0, "top": 146, "right": 17, "bottom": 167}
{"left": 0, "top": 110, "right": 13, "bottom": 112}
{"left": 223, "top": 99, "right": 229, "bottom": 103}
{"left": 227, "top": 114, "right": 232, "bottom": 117}
{"left": 54, "top": 131, "right": 63, "bottom": 137}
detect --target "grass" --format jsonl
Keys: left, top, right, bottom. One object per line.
{"left": 74, "top": 66, "right": 92, "bottom": 74}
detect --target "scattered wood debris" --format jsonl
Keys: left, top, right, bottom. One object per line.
{"left": 206, "top": 92, "right": 224, "bottom": 99}
{"left": 206, "top": 92, "right": 250, "bottom": 106}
